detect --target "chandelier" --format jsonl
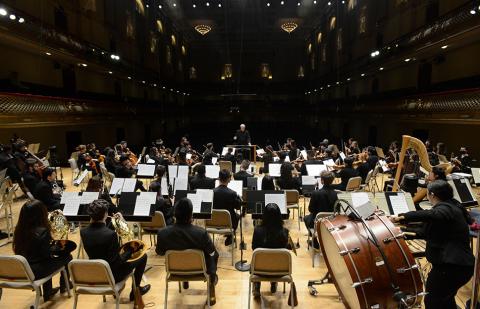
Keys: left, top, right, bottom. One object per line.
{"left": 281, "top": 22, "right": 298, "bottom": 34}
{"left": 194, "top": 25, "right": 212, "bottom": 36}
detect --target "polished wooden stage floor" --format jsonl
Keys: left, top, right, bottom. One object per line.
{"left": 0, "top": 167, "right": 475, "bottom": 308}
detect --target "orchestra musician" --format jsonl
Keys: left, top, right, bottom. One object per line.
{"left": 213, "top": 169, "right": 242, "bottom": 246}
{"left": 33, "top": 168, "right": 62, "bottom": 211}
{"left": 114, "top": 155, "right": 146, "bottom": 192}
{"left": 22, "top": 158, "right": 42, "bottom": 193}
{"left": 332, "top": 156, "right": 359, "bottom": 191}
{"left": 12, "top": 140, "right": 29, "bottom": 173}
{"left": 202, "top": 143, "right": 218, "bottom": 165}
{"left": 300, "top": 151, "right": 322, "bottom": 176}
{"left": 357, "top": 146, "right": 379, "bottom": 183}
{"left": 251, "top": 203, "right": 292, "bottom": 297}
{"left": 288, "top": 140, "right": 300, "bottom": 161}
{"left": 234, "top": 160, "right": 253, "bottom": 187}
{"left": 0, "top": 144, "right": 26, "bottom": 192}
{"left": 222, "top": 147, "right": 237, "bottom": 173}
{"left": 13, "top": 200, "right": 73, "bottom": 301}
{"left": 80, "top": 200, "right": 151, "bottom": 301}
{"left": 173, "top": 137, "right": 190, "bottom": 158}
{"left": 390, "top": 180, "right": 474, "bottom": 309}
{"left": 452, "top": 146, "right": 472, "bottom": 174}
{"left": 149, "top": 166, "right": 174, "bottom": 225}
{"left": 156, "top": 198, "right": 219, "bottom": 305}
{"left": 276, "top": 162, "right": 301, "bottom": 191}
{"left": 190, "top": 164, "right": 216, "bottom": 190}
{"left": 104, "top": 148, "right": 118, "bottom": 174}
{"left": 261, "top": 176, "right": 275, "bottom": 190}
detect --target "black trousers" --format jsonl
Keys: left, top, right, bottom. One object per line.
{"left": 113, "top": 254, "right": 147, "bottom": 290}
{"left": 425, "top": 263, "right": 473, "bottom": 309}
{"left": 30, "top": 254, "right": 72, "bottom": 296}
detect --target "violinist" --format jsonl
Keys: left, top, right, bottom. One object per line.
{"left": 288, "top": 140, "right": 300, "bottom": 161}
{"left": 452, "top": 147, "right": 472, "bottom": 174}
{"left": 190, "top": 164, "right": 216, "bottom": 190}
{"left": 357, "top": 147, "right": 379, "bottom": 183}
{"left": 202, "top": 143, "right": 217, "bottom": 165}
{"left": 300, "top": 151, "right": 322, "bottom": 176}
{"left": 176, "top": 151, "right": 189, "bottom": 166}
{"left": 277, "top": 162, "right": 301, "bottom": 191}
{"left": 148, "top": 147, "right": 164, "bottom": 165}
{"left": 222, "top": 147, "right": 237, "bottom": 173}
{"left": 173, "top": 137, "right": 190, "bottom": 158}
{"left": 115, "top": 156, "right": 146, "bottom": 191}
{"left": 120, "top": 141, "right": 138, "bottom": 164}
{"left": 77, "top": 144, "right": 99, "bottom": 176}
{"left": 332, "top": 156, "right": 359, "bottom": 191}
{"left": 387, "top": 141, "right": 400, "bottom": 163}
{"left": 261, "top": 145, "right": 275, "bottom": 174}
{"left": 87, "top": 143, "right": 99, "bottom": 159}
{"left": 104, "top": 148, "right": 119, "bottom": 174}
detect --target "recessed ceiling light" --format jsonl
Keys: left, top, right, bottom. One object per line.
{"left": 327, "top": 1, "right": 331, "bottom": 5}
{"left": 193, "top": 4, "right": 196, "bottom": 7}
{"left": 404, "top": 58, "right": 411, "bottom": 62}
{"left": 79, "top": 63, "right": 87, "bottom": 67}
{"left": 206, "top": 2, "right": 210, "bottom": 6}
{"left": 128, "top": 76, "right": 132, "bottom": 80}
{"left": 45, "top": 52, "right": 51, "bottom": 56}
{"left": 441, "top": 45, "right": 448, "bottom": 49}
{"left": 172, "top": 3, "right": 176, "bottom": 7}
{"left": 470, "top": 9, "right": 476, "bottom": 15}
{"left": 108, "top": 71, "right": 113, "bottom": 74}
{"left": 379, "top": 67, "right": 384, "bottom": 71}
{"left": 18, "top": 17, "right": 24, "bottom": 23}
{"left": 361, "top": 73, "right": 365, "bottom": 77}
{"left": 142, "top": 80, "right": 146, "bottom": 84}
{"left": 218, "top": 3, "right": 222, "bottom": 7}
{"left": 346, "top": 78, "right": 351, "bottom": 81}
{"left": 159, "top": 4, "right": 162, "bottom": 9}
{"left": 297, "top": 2, "right": 301, "bottom": 6}
{"left": 280, "top": 0, "right": 284, "bottom": 4}
{"left": 0, "top": 8, "right": 7, "bottom": 16}
{"left": 267, "top": 2, "right": 270, "bottom": 6}
{"left": 314, "top": 0, "right": 317, "bottom": 4}
{"left": 9, "top": 14, "right": 16, "bottom": 20}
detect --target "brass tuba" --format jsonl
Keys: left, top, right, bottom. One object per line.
{"left": 111, "top": 214, "right": 146, "bottom": 262}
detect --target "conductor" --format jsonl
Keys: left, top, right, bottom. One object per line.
{"left": 233, "top": 124, "right": 251, "bottom": 161}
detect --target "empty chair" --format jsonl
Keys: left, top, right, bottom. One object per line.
{"left": 345, "top": 176, "right": 362, "bottom": 192}
{"left": 68, "top": 259, "right": 134, "bottom": 309}
{"left": 285, "top": 189, "right": 301, "bottom": 230}
{"left": 164, "top": 249, "right": 212, "bottom": 308}
{"left": 0, "top": 255, "right": 70, "bottom": 309}
{"left": 141, "top": 211, "right": 166, "bottom": 246}
{"left": 205, "top": 209, "right": 236, "bottom": 265}
{"left": 248, "top": 248, "right": 295, "bottom": 309}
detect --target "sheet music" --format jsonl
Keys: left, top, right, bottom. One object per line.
{"left": 257, "top": 176, "right": 263, "bottom": 190}
{"left": 186, "top": 153, "right": 192, "bottom": 160}
{"left": 123, "top": 178, "right": 137, "bottom": 192}
{"left": 301, "top": 150, "right": 308, "bottom": 160}
{"left": 187, "top": 193, "right": 202, "bottom": 213}
{"left": 285, "top": 155, "right": 290, "bottom": 162}
{"left": 302, "top": 176, "right": 316, "bottom": 185}
{"left": 472, "top": 168, "right": 480, "bottom": 184}
{"left": 222, "top": 147, "right": 235, "bottom": 156}
{"left": 177, "top": 166, "right": 189, "bottom": 179}
{"left": 174, "top": 177, "right": 188, "bottom": 193}
{"left": 109, "top": 178, "right": 125, "bottom": 195}
{"left": 323, "top": 159, "right": 335, "bottom": 167}
{"left": 61, "top": 192, "right": 79, "bottom": 204}
{"left": 269, "top": 163, "right": 281, "bottom": 177}
{"left": 212, "top": 157, "right": 218, "bottom": 165}
{"left": 273, "top": 157, "right": 280, "bottom": 162}
{"left": 147, "top": 158, "right": 155, "bottom": 164}
{"left": 168, "top": 165, "right": 178, "bottom": 184}
{"left": 205, "top": 165, "right": 220, "bottom": 179}
{"left": 339, "top": 152, "right": 346, "bottom": 160}
{"left": 306, "top": 164, "right": 327, "bottom": 176}
{"left": 161, "top": 177, "right": 169, "bottom": 195}
{"left": 257, "top": 148, "right": 265, "bottom": 156}
{"left": 196, "top": 189, "right": 214, "bottom": 203}
{"left": 74, "top": 169, "right": 89, "bottom": 186}
{"left": 62, "top": 195, "right": 82, "bottom": 216}
{"left": 388, "top": 193, "right": 410, "bottom": 215}
{"left": 134, "top": 192, "right": 156, "bottom": 216}
{"left": 379, "top": 160, "right": 390, "bottom": 172}
{"left": 228, "top": 180, "right": 243, "bottom": 197}
{"left": 265, "top": 194, "right": 287, "bottom": 214}
{"left": 80, "top": 192, "right": 99, "bottom": 204}
{"left": 137, "top": 164, "right": 156, "bottom": 177}
{"left": 351, "top": 192, "right": 370, "bottom": 207}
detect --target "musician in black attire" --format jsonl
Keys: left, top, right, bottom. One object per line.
{"left": 115, "top": 155, "right": 146, "bottom": 191}
{"left": 222, "top": 147, "right": 237, "bottom": 173}
{"left": 452, "top": 146, "right": 472, "bottom": 174}
{"left": 13, "top": 200, "right": 72, "bottom": 301}
{"left": 156, "top": 198, "right": 219, "bottom": 305}
{"left": 13, "top": 140, "right": 29, "bottom": 172}
{"left": 261, "top": 145, "right": 275, "bottom": 174}
{"left": 288, "top": 140, "right": 300, "bottom": 161}
{"left": 251, "top": 203, "right": 291, "bottom": 297}
{"left": 202, "top": 143, "right": 217, "bottom": 165}
{"left": 22, "top": 158, "right": 41, "bottom": 193}
{"left": 173, "top": 136, "right": 190, "bottom": 157}
{"left": 357, "top": 147, "right": 379, "bottom": 183}
{"left": 190, "top": 164, "right": 215, "bottom": 190}
{"left": 213, "top": 169, "right": 242, "bottom": 246}
{"left": 233, "top": 124, "right": 251, "bottom": 161}
{"left": 0, "top": 144, "right": 22, "bottom": 185}
{"left": 33, "top": 168, "right": 61, "bottom": 211}
{"left": 300, "top": 151, "right": 322, "bottom": 176}
{"left": 276, "top": 162, "right": 300, "bottom": 191}
{"left": 80, "top": 200, "right": 151, "bottom": 301}
{"left": 104, "top": 148, "right": 118, "bottom": 174}
{"left": 234, "top": 160, "right": 252, "bottom": 187}
{"left": 332, "top": 156, "right": 359, "bottom": 191}
{"left": 391, "top": 180, "right": 474, "bottom": 309}
{"left": 149, "top": 166, "right": 174, "bottom": 225}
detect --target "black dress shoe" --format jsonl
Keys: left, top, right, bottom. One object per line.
{"left": 182, "top": 282, "right": 189, "bottom": 289}
{"left": 43, "top": 287, "right": 60, "bottom": 302}
{"left": 224, "top": 236, "right": 233, "bottom": 246}
{"left": 129, "top": 284, "right": 151, "bottom": 301}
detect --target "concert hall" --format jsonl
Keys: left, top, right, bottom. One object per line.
{"left": 1, "top": 1, "right": 480, "bottom": 308}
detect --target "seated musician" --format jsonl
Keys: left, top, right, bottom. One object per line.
{"left": 452, "top": 146, "right": 472, "bottom": 174}
{"left": 261, "top": 176, "right": 275, "bottom": 190}
{"left": 251, "top": 203, "right": 291, "bottom": 298}
{"left": 13, "top": 140, "right": 29, "bottom": 171}
{"left": 22, "top": 158, "right": 41, "bottom": 193}
{"left": 332, "top": 156, "right": 359, "bottom": 191}
{"left": 76, "top": 145, "right": 88, "bottom": 171}
{"left": 190, "top": 164, "right": 216, "bottom": 190}
{"left": 419, "top": 166, "right": 447, "bottom": 188}
{"left": 304, "top": 171, "right": 338, "bottom": 248}
{"left": 115, "top": 155, "right": 146, "bottom": 191}
{"left": 81, "top": 200, "right": 151, "bottom": 301}
{"left": 261, "top": 145, "right": 275, "bottom": 174}
{"left": 0, "top": 144, "right": 27, "bottom": 193}
{"left": 234, "top": 160, "right": 253, "bottom": 187}
{"left": 33, "top": 167, "right": 61, "bottom": 211}
{"left": 149, "top": 166, "right": 174, "bottom": 225}
{"left": 87, "top": 143, "right": 98, "bottom": 159}
{"left": 176, "top": 150, "right": 189, "bottom": 166}
{"left": 349, "top": 140, "right": 361, "bottom": 155}
{"left": 300, "top": 151, "right": 322, "bottom": 176}
{"left": 202, "top": 143, "right": 217, "bottom": 165}
{"left": 148, "top": 146, "right": 164, "bottom": 165}
{"left": 173, "top": 137, "right": 190, "bottom": 158}
{"left": 357, "top": 146, "right": 379, "bottom": 183}
{"left": 156, "top": 198, "right": 219, "bottom": 305}
{"left": 276, "top": 162, "right": 300, "bottom": 191}
{"left": 390, "top": 180, "right": 474, "bottom": 309}
{"left": 104, "top": 148, "right": 119, "bottom": 174}
{"left": 222, "top": 147, "right": 237, "bottom": 173}
{"left": 213, "top": 169, "right": 242, "bottom": 246}
{"left": 13, "top": 200, "right": 72, "bottom": 301}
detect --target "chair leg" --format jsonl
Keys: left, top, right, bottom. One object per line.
{"left": 164, "top": 280, "right": 169, "bottom": 309}
{"left": 207, "top": 277, "right": 211, "bottom": 309}
{"left": 73, "top": 293, "right": 79, "bottom": 309}
{"left": 248, "top": 280, "right": 252, "bottom": 309}
{"left": 290, "top": 282, "right": 294, "bottom": 309}
{"left": 116, "top": 294, "right": 120, "bottom": 309}
{"left": 62, "top": 269, "right": 71, "bottom": 297}
{"left": 103, "top": 295, "right": 106, "bottom": 302}
{"left": 178, "top": 281, "right": 181, "bottom": 293}
{"left": 231, "top": 232, "right": 235, "bottom": 266}
{"left": 34, "top": 287, "right": 41, "bottom": 309}
{"left": 283, "top": 282, "right": 286, "bottom": 293}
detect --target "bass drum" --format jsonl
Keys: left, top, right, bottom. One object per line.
{"left": 317, "top": 213, "right": 423, "bottom": 309}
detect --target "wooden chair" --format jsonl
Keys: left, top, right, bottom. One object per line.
{"left": 0, "top": 255, "right": 71, "bottom": 309}
{"left": 345, "top": 176, "right": 362, "bottom": 192}
{"left": 248, "top": 248, "right": 294, "bottom": 309}
{"left": 218, "top": 161, "right": 232, "bottom": 174}
{"left": 205, "top": 209, "right": 236, "bottom": 265}
{"left": 285, "top": 190, "right": 301, "bottom": 230}
{"left": 164, "top": 249, "right": 211, "bottom": 308}
{"left": 68, "top": 259, "right": 133, "bottom": 309}
{"left": 141, "top": 211, "right": 166, "bottom": 246}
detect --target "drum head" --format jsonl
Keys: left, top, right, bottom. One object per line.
{"left": 320, "top": 221, "right": 361, "bottom": 309}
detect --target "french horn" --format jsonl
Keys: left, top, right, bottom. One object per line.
{"left": 48, "top": 210, "right": 77, "bottom": 256}
{"left": 111, "top": 214, "right": 146, "bottom": 263}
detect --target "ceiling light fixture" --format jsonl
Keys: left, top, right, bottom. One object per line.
{"left": 297, "top": 2, "right": 301, "bottom": 6}
{"left": 370, "top": 50, "right": 380, "bottom": 57}
{"left": 172, "top": 3, "right": 177, "bottom": 7}
{"left": 379, "top": 67, "right": 384, "bottom": 71}
{"left": 404, "top": 58, "right": 411, "bottom": 62}
{"left": 281, "top": 22, "right": 298, "bottom": 34}
{"left": 45, "top": 52, "right": 51, "bottom": 56}
{"left": 328, "top": 1, "right": 331, "bottom": 5}
{"left": 79, "top": 63, "right": 88, "bottom": 67}
{"left": 128, "top": 76, "right": 132, "bottom": 80}
{"left": 313, "top": 0, "right": 317, "bottom": 4}
{"left": 159, "top": 4, "right": 162, "bottom": 9}
{"left": 218, "top": 3, "right": 222, "bottom": 7}
{"left": 361, "top": 73, "right": 365, "bottom": 77}
{"left": 195, "top": 24, "right": 212, "bottom": 35}
{"left": 470, "top": 9, "right": 476, "bottom": 15}
{"left": 267, "top": 2, "right": 270, "bottom": 6}
{"left": 206, "top": 2, "right": 210, "bottom": 6}
{"left": 280, "top": 1, "right": 284, "bottom": 4}
{"left": 193, "top": 4, "right": 196, "bottom": 7}
{"left": 108, "top": 71, "right": 113, "bottom": 74}
{"left": 441, "top": 45, "right": 448, "bottom": 49}
{"left": 9, "top": 14, "right": 16, "bottom": 20}
{"left": 18, "top": 17, "right": 24, "bottom": 23}
{"left": 0, "top": 8, "right": 7, "bottom": 16}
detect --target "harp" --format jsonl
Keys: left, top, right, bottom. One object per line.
{"left": 393, "top": 135, "right": 452, "bottom": 192}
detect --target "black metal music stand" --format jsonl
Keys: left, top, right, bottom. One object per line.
{"left": 234, "top": 204, "right": 250, "bottom": 272}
